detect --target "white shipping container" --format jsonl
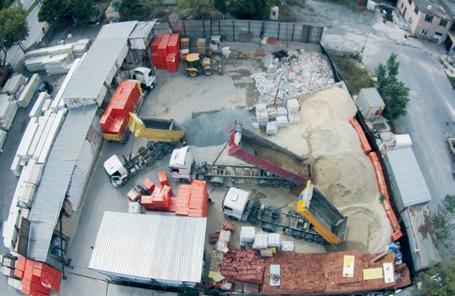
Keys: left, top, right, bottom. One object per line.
{"left": 17, "top": 74, "right": 42, "bottom": 108}
{"left": 355, "top": 88, "right": 385, "bottom": 121}
{"left": 29, "top": 92, "right": 50, "bottom": 118}
{"left": 33, "top": 113, "right": 56, "bottom": 160}
{"left": 27, "top": 115, "right": 49, "bottom": 158}
{"left": 38, "top": 109, "right": 67, "bottom": 164}
{"left": 10, "top": 156, "right": 22, "bottom": 176}
{"left": 16, "top": 120, "right": 39, "bottom": 160}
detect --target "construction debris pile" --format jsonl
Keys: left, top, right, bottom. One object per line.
{"left": 251, "top": 50, "right": 334, "bottom": 105}
{"left": 261, "top": 251, "right": 411, "bottom": 295}
{"left": 24, "top": 39, "right": 91, "bottom": 75}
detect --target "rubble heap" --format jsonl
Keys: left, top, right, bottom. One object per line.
{"left": 251, "top": 50, "right": 334, "bottom": 104}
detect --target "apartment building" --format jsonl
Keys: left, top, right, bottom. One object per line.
{"left": 397, "top": 0, "right": 452, "bottom": 44}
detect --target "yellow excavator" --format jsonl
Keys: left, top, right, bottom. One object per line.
{"left": 184, "top": 53, "right": 212, "bottom": 77}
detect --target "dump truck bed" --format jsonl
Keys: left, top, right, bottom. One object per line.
{"left": 228, "top": 123, "right": 312, "bottom": 185}
{"left": 299, "top": 188, "right": 347, "bottom": 244}
{"left": 128, "top": 114, "right": 185, "bottom": 142}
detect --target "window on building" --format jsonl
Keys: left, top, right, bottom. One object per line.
{"left": 425, "top": 15, "right": 433, "bottom": 22}
{"left": 421, "top": 28, "right": 428, "bottom": 35}
{"left": 440, "top": 19, "right": 448, "bottom": 27}
{"left": 414, "top": 7, "right": 419, "bottom": 14}
{"left": 408, "top": 0, "right": 412, "bottom": 4}
{"left": 409, "top": 17, "right": 413, "bottom": 24}
{"left": 401, "top": 2, "right": 404, "bottom": 8}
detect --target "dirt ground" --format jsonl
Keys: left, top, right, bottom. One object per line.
{"left": 267, "top": 83, "right": 392, "bottom": 252}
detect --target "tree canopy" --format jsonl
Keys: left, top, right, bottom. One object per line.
{"left": 38, "top": 0, "right": 97, "bottom": 26}
{"left": 226, "top": 0, "right": 278, "bottom": 19}
{"left": 114, "top": 0, "right": 160, "bottom": 21}
{"left": 177, "top": 0, "right": 215, "bottom": 19}
{"left": 0, "top": 6, "right": 28, "bottom": 67}
{"left": 375, "top": 53, "right": 410, "bottom": 120}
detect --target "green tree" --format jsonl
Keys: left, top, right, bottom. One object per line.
{"left": 38, "top": 0, "right": 96, "bottom": 25}
{"left": 0, "top": 7, "right": 28, "bottom": 67}
{"left": 114, "top": 0, "right": 159, "bottom": 20}
{"left": 0, "top": 0, "right": 13, "bottom": 9}
{"left": 177, "top": 0, "right": 214, "bottom": 19}
{"left": 226, "top": 0, "right": 278, "bottom": 19}
{"left": 433, "top": 194, "right": 455, "bottom": 248}
{"left": 414, "top": 256, "right": 455, "bottom": 296}
{"left": 214, "top": 0, "right": 227, "bottom": 13}
{"left": 375, "top": 53, "right": 410, "bottom": 120}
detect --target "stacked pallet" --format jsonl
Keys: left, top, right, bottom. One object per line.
{"left": 196, "top": 38, "right": 206, "bottom": 55}
{"left": 150, "top": 33, "right": 180, "bottom": 72}
{"left": 17, "top": 74, "right": 42, "bottom": 108}
{"left": 24, "top": 40, "right": 91, "bottom": 75}
{"left": 174, "top": 180, "right": 208, "bottom": 217}
{"left": 12, "top": 256, "right": 61, "bottom": 296}
{"left": 141, "top": 185, "right": 173, "bottom": 211}
{"left": 221, "top": 248, "right": 265, "bottom": 284}
{"left": 0, "top": 99, "right": 18, "bottom": 131}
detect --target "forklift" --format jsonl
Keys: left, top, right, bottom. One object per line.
{"left": 184, "top": 53, "right": 212, "bottom": 77}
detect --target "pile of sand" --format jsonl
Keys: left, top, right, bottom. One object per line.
{"left": 269, "top": 84, "right": 392, "bottom": 252}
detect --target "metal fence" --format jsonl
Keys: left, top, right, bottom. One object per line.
{"left": 163, "top": 20, "right": 323, "bottom": 44}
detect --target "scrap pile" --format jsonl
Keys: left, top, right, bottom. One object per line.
{"left": 24, "top": 39, "right": 91, "bottom": 75}
{"left": 3, "top": 256, "right": 61, "bottom": 296}
{"left": 261, "top": 251, "right": 411, "bottom": 295}
{"left": 251, "top": 49, "right": 334, "bottom": 105}
{"left": 151, "top": 33, "right": 180, "bottom": 73}
{"left": 220, "top": 248, "right": 265, "bottom": 284}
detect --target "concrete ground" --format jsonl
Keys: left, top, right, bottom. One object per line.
{"left": 58, "top": 51, "right": 335, "bottom": 293}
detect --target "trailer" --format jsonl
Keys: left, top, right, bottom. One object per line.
{"left": 169, "top": 146, "right": 294, "bottom": 187}
{"left": 128, "top": 114, "right": 185, "bottom": 142}
{"left": 228, "top": 122, "right": 313, "bottom": 185}
{"left": 222, "top": 187, "right": 327, "bottom": 245}
{"left": 104, "top": 141, "right": 178, "bottom": 187}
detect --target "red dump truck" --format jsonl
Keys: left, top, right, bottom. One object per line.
{"left": 228, "top": 122, "right": 313, "bottom": 185}
{"left": 99, "top": 80, "right": 143, "bottom": 143}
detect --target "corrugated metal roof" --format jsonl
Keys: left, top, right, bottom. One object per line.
{"left": 129, "top": 21, "right": 156, "bottom": 39}
{"left": 89, "top": 212, "right": 206, "bottom": 283}
{"left": 386, "top": 147, "right": 431, "bottom": 210}
{"left": 62, "top": 21, "right": 137, "bottom": 102}
{"left": 28, "top": 105, "right": 98, "bottom": 261}
{"left": 106, "top": 284, "right": 178, "bottom": 296}
{"left": 401, "top": 204, "right": 441, "bottom": 271}
{"left": 359, "top": 87, "right": 384, "bottom": 107}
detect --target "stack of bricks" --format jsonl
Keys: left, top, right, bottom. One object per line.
{"left": 140, "top": 172, "right": 174, "bottom": 211}
{"left": 174, "top": 180, "right": 208, "bottom": 217}
{"left": 14, "top": 256, "right": 61, "bottom": 296}
{"left": 261, "top": 251, "right": 411, "bottom": 295}
{"left": 220, "top": 248, "right": 265, "bottom": 284}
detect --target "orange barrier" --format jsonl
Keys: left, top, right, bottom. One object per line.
{"left": 368, "top": 151, "right": 403, "bottom": 241}
{"left": 349, "top": 117, "right": 372, "bottom": 154}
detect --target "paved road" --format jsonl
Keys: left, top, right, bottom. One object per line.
{"left": 363, "top": 43, "right": 455, "bottom": 210}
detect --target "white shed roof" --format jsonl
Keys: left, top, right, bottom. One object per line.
{"left": 89, "top": 212, "right": 206, "bottom": 283}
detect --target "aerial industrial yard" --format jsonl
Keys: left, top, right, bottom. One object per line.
{"left": 0, "top": 17, "right": 441, "bottom": 296}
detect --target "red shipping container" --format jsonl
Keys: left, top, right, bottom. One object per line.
{"left": 167, "top": 33, "right": 181, "bottom": 54}
{"left": 158, "top": 34, "right": 171, "bottom": 55}
{"left": 151, "top": 34, "right": 162, "bottom": 51}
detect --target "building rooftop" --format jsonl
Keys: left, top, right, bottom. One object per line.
{"left": 414, "top": 0, "right": 450, "bottom": 19}
{"left": 89, "top": 212, "right": 207, "bottom": 284}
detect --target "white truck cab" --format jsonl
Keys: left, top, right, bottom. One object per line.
{"left": 222, "top": 187, "right": 251, "bottom": 220}
{"left": 131, "top": 67, "right": 156, "bottom": 90}
{"left": 169, "top": 146, "right": 194, "bottom": 182}
{"left": 103, "top": 154, "right": 128, "bottom": 187}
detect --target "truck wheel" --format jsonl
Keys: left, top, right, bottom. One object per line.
{"left": 271, "top": 180, "right": 281, "bottom": 187}
{"left": 261, "top": 223, "right": 276, "bottom": 233}
{"left": 154, "top": 151, "right": 165, "bottom": 160}
{"left": 292, "top": 230, "right": 303, "bottom": 239}
{"left": 209, "top": 177, "right": 224, "bottom": 187}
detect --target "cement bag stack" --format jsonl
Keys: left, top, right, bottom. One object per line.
{"left": 17, "top": 74, "right": 41, "bottom": 108}
{"left": 287, "top": 98, "right": 300, "bottom": 124}
{"left": 266, "top": 121, "right": 278, "bottom": 135}
{"left": 255, "top": 103, "right": 268, "bottom": 126}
